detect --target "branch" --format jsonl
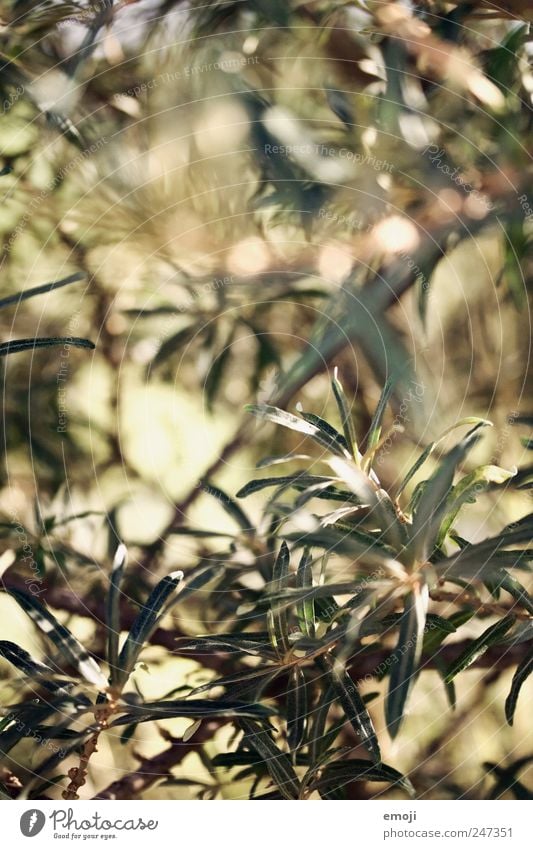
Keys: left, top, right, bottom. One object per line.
{"left": 2, "top": 571, "right": 529, "bottom": 678}
{"left": 94, "top": 722, "right": 219, "bottom": 800}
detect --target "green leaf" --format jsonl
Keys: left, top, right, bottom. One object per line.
{"left": 237, "top": 473, "right": 335, "bottom": 499}
{"left": 147, "top": 324, "right": 198, "bottom": 374}
{"left": 436, "top": 523, "right": 533, "bottom": 580}
{"left": 309, "top": 683, "right": 335, "bottom": 763}
{"left": 365, "top": 376, "right": 395, "bottom": 460}
{"left": 268, "top": 541, "right": 291, "bottom": 654}
{"left": 5, "top": 589, "right": 107, "bottom": 689}
{"left": 316, "top": 654, "right": 381, "bottom": 764}
{"left": 267, "top": 581, "right": 375, "bottom": 609}
{"left": 205, "top": 326, "right": 236, "bottom": 411}
{"left": 408, "top": 433, "right": 480, "bottom": 563}
{"left": 423, "top": 610, "right": 471, "bottom": 656}
{"left": 489, "top": 571, "right": 533, "bottom": 616}
{"left": 327, "top": 456, "right": 378, "bottom": 506}
{"left": 0, "top": 272, "right": 85, "bottom": 311}
{"left": 397, "top": 442, "right": 435, "bottom": 497}
{"left": 505, "top": 650, "right": 533, "bottom": 726}
{"left": 332, "top": 368, "right": 358, "bottom": 459}
{"left": 385, "top": 583, "right": 429, "bottom": 738}
{"left": 299, "top": 411, "right": 349, "bottom": 453}
{"left": 445, "top": 614, "right": 516, "bottom": 683}
{"left": 187, "top": 664, "right": 282, "bottom": 697}
{"left": 296, "top": 548, "right": 315, "bottom": 638}
{"left": 287, "top": 667, "right": 307, "bottom": 755}
{"left": 175, "top": 633, "right": 275, "bottom": 659}
{"left": 283, "top": 527, "right": 395, "bottom": 571}
{"left": 0, "top": 337, "right": 94, "bottom": 356}
{"left": 436, "top": 465, "right": 516, "bottom": 547}
{"left": 244, "top": 404, "right": 350, "bottom": 457}
{"left": 312, "top": 758, "right": 415, "bottom": 799}
{"left": 200, "top": 481, "right": 253, "bottom": 535}
{"left": 434, "top": 657, "right": 457, "bottom": 710}
{"left": 256, "top": 452, "right": 311, "bottom": 468}
{"left": 112, "top": 700, "right": 275, "bottom": 726}
{"left": 239, "top": 718, "right": 301, "bottom": 800}
{"left": 0, "top": 640, "right": 68, "bottom": 692}
{"left": 212, "top": 752, "right": 263, "bottom": 769}
{"left": 117, "top": 570, "right": 184, "bottom": 684}
{"left": 169, "top": 563, "right": 224, "bottom": 606}
{"left": 106, "top": 543, "right": 128, "bottom": 686}
{"left": 485, "top": 24, "right": 530, "bottom": 93}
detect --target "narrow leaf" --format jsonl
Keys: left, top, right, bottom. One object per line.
{"left": 0, "top": 272, "right": 85, "bottom": 310}
{"left": 113, "top": 700, "right": 274, "bottom": 725}
{"left": 385, "top": 583, "right": 429, "bottom": 738}
{"left": 0, "top": 337, "right": 95, "bottom": 356}
{"left": 200, "top": 481, "right": 253, "bottom": 535}
{"left": 409, "top": 433, "right": 480, "bottom": 563}
{"left": 0, "top": 640, "right": 68, "bottom": 692}
{"left": 239, "top": 718, "right": 301, "bottom": 800}
{"left": 6, "top": 589, "right": 107, "bottom": 689}
{"left": 296, "top": 548, "right": 315, "bottom": 638}
{"left": 332, "top": 367, "right": 358, "bottom": 458}
{"left": 436, "top": 465, "right": 516, "bottom": 547}
{"left": 445, "top": 614, "right": 516, "bottom": 683}
{"left": 237, "top": 473, "right": 335, "bottom": 499}
{"left": 316, "top": 654, "right": 381, "bottom": 763}
{"left": 505, "top": 651, "right": 533, "bottom": 726}
{"left": 313, "top": 758, "right": 415, "bottom": 799}
{"left": 117, "top": 570, "right": 184, "bottom": 683}
{"left": 268, "top": 542, "right": 291, "bottom": 654}
{"left": 106, "top": 543, "right": 128, "bottom": 686}
{"left": 365, "top": 376, "right": 395, "bottom": 458}
{"left": 245, "top": 404, "right": 350, "bottom": 457}
{"left": 287, "top": 667, "right": 307, "bottom": 755}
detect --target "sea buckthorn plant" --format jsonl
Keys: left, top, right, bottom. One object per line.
{"left": 0, "top": 375, "right": 532, "bottom": 800}
{"left": 0, "top": 0, "right": 532, "bottom": 802}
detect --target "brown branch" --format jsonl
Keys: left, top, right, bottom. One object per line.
{"left": 3, "top": 569, "right": 529, "bottom": 679}
{"left": 94, "top": 722, "right": 219, "bottom": 800}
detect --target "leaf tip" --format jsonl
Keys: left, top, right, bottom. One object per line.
{"left": 112, "top": 543, "right": 128, "bottom": 573}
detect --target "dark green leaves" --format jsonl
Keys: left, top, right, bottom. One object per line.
{"left": 436, "top": 464, "right": 515, "bottom": 548}
{"left": 200, "top": 481, "right": 253, "bottom": 535}
{"left": 112, "top": 699, "right": 274, "bottom": 726}
{"left": 268, "top": 542, "right": 291, "bottom": 655}
{"left": 445, "top": 614, "right": 516, "bottom": 683}
{"left": 106, "top": 543, "right": 128, "bottom": 686}
{"left": 385, "top": 583, "right": 429, "bottom": 739}
{"left": 505, "top": 650, "right": 533, "bottom": 726}
{"left": 365, "top": 375, "right": 395, "bottom": 461}
{"left": 408, "top": 433, "right": 480, "bottom": 563}
{"left": 245, "top": 404, "right": 350, "bottom": 457}
{"left": 236, "top": 473, "right": 340, "bottom": 499}
{"left": 316, "top": 654, "right": 381, "bottom": 764}
{"left": 239, "top": 718, "right": 301, "bottom": 799}
{"left": 116, "top": 570, "right": 184, "bottom": 685}
{"left": 5, "top": 589, "right": 107, "bottom": 689}
{"left": 286, "top": 667, "right": 307, "bottom": 755}
{"left": 0, "top": 640, "right": 68, "bottom": 692}
{"left": 0, "top": 337, "right": 95, "bottom": 356}
{"left": 0, "top": 272, "right": 85, "bottom": 311}
{"left": 296, "top": 548, "right": 315, "bottom": 639}
{"left": 311, "top": 759, "right": 415, "bottom": 799}
{"left": 332, "top": 367, "right": 358, "bottom": 458}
